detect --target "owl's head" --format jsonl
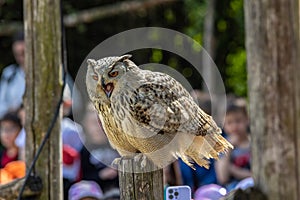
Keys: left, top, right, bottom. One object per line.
{"left": 86, "top": 54, "right": 137, "bottom": 102}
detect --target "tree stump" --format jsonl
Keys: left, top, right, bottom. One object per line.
{"left": 118, "top": 157, "right": 164, "bottom": 200}
{"left": 244, "top": 0, "right": 300, "bottom": 199}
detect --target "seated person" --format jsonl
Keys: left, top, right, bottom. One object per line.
{"left": 179, "top": 158, "right": 217, "bottom": 192}
{"left": 0, "top": 32, "right": 25, "bottom": 118}
{"left": 0, "top": 112, "right": 22, "bottom": 167}
{"left": 80, "top": 103, "right": 119, "bottom": 193}
{"left": 68, "top": 180, "right": 103, "bottom": 200}
{"left": 0, "top": 112, "right": 25, "bottom": 184}
{"left": 215, "top": 104, "right": 251, "bottom": 191}
{"left": 62, "top": 84, "right": 84, "bottom": 199}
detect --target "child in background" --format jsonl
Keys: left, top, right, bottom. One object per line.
{"left": 62, "top": 85, "right": 84, "bottom": 199}
{"left": 215, "top": 104, "right": 251, "bottom": 191}
{"left": 0, "top": 112, "right": 22, "bottom": 168}
{"left": 0, "top": 112, "right": 25, "bottom": 184}
{"left": 15, "top": 104, "right": 26, "bottom": 161}
{"left": 68, "top": 180, "right": 103, "bottom": 200}
{"left": 80, "top": 103, "right": 119, "bottom": 194}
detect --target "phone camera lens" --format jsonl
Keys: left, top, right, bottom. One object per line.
{"left": 174, "top": 191, "right": 179, "bottom": 196}
{"left": 169, "top": 194, "right": 174, "bottom": 199}
{"left": 168, "top": 189, "right": 173, "bottom": 193}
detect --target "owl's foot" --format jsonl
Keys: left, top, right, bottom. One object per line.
{"left": 112, "top": 157, "right": 122, "bottom": 167}
{"left": 112, "top": 154, "right": 148, "bottom": 168}
{"left": 112, "top": 156, "right": 131, "bottom": 167}
{"left": 112, "top": 155, "right": 139, "bottom": 167}
{"left": 134, "top": 153, "right": 148, "bottom": 168}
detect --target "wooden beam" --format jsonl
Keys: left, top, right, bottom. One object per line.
{"left": 64, "top": 0, "right": 178, "bottom": 27}
{"left": 0, "top": 21, "right": 23, "bottom": 37}
{"left": 0, "top": 0, "right": 179, "bottom": 36}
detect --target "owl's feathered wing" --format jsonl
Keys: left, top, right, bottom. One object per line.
{"left": 111, "top": 69, "right": 233, "bottom": 169}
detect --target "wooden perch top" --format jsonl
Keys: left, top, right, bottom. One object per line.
{"left": 118, "top": 157, "right": 164, "bottom": 200}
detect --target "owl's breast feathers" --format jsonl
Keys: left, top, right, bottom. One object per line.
{"left": 93, "top": 101, "right": 137, "bottom": 155}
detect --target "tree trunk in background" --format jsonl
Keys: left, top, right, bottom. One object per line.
{"left": 202, "top": 0, "right": 225, "bottom": 125}
{"left": 24, "top": 0, "right": 63, "bottom": 199}
{"left": 244, "top": 0, "right": 300, "bottom": 199}
{"left": 202, "top": 0, "right": 215, "bottom": 92}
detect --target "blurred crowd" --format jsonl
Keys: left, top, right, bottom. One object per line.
{"left": 0, "top": 32, "right": 120, "bottom": 200}
{"left": 0, "top": 32, "right": 253, "bottom": 200}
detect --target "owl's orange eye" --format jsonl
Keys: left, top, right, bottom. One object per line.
{"left": 92, "top": 75, "right": 98, "bottom": 81}
{"left": 109, "top": 71, "right": 118, "bottom": 77}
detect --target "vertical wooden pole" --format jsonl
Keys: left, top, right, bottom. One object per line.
{"left": 244, "top": 0, "right": 300, "bottom": 199}
{"left": 118, "top": 158, "right": 164, "bottom": 200}
{"left": 202, "top": 0, "right": 215, "bottom": 92}
{"left": 24, "top": 0, "right": 63, "bottom": 199}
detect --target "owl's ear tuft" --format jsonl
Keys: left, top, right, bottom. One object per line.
{"left": 118, "top": 54, "right": 132, "bottom": 62}
{"left": 87, "top": 59, "right": 97, "bottom": 67}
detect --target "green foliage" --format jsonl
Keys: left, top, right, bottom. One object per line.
{"left": 0, "top": 0, "right": 23, "bottom": 69}
{"left": 225, "top": 49, "right": 247, "bottom": 96}
{"left": 214, "top": 0, "right": 246, "bottom": 97}
{"left": 217, "top": 19, "right": 228, "bottom": 32}
{"left": 0, "top": 0, "right": 23, "bottom": 20}
{"left": 180, "top": 0, "right": 247, "bottom": 96}
{"left": 0, "top": 0, "right": 247, "bottom": 97}
{"left": 164, "top": 9, "right": 176, "bottom": 24}
{"left": 183, "top": 0, "right": 207, "bottom": 44}
{"left": 147, "top": 0, "right": 208, "bottom": 88}
{"left": 150, "top": 49, "right": 163, "bottom": 63}
{"left": 182, "top": 67, "right": 193, "bottom": 78}
{"left": 167, "top": 57, "right": 179, "bottom": 70}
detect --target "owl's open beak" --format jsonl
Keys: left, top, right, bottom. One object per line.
{"left": 102, "top": 83, "right": 114, "bottom": 98}
{"left": 101, "top": 77, "right": 114, "bottom": 98}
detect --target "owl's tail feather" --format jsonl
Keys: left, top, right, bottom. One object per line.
{"left": 184, "top": 133, "right": 233, "bottom": 169}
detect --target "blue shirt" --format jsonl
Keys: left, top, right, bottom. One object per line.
{"left": 0, "top": 64, "right": 25, "bottom": 117}
{"left": 179, "top": 158, "right": 217, "bottom": 192}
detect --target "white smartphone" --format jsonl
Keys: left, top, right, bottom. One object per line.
{"left": 166, "top": 185, "right": 191, "bottom": 200}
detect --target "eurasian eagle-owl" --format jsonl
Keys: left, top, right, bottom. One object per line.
{"left": 86, "top": 54, "right": 232, "bottom": 169}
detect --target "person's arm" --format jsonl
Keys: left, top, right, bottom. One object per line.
{"left": 173, "top": 160, "right": 183, "bottom": 185}
{"left": 0, "top": 75, "right": 9, "bottom": 118}
{"left": 98, "top": 167, "right": 118, "bottom": 180}
{"left": 215, "top": 151, "right": 231, "bottom": 185}
{"left": 229, "top": 164, "right": 251, "bottom": 180}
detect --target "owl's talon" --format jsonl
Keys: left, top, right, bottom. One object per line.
{"left": 112, "top": 156, "right": 137, "bottom": 167}
{"left": 134, "top": 153, "right": 147, "bottom": 168}
{"left": 141, "top": 157, "right": 147, "bottom": 168}
{"left": 112, "top": 157, "right": 122, "bottom": 167}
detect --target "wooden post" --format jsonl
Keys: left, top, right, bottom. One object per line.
{"left": 24, "top": 0, "right": 63, "bottom": 199}
{"left": 244, "top": 0, "right": 300, "bottom": 199}
{"left": 202, "top": 0, "right": 215, "bottom": 92}
{"left": 118, "top": 157, "right": 164, "bottom": 200}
